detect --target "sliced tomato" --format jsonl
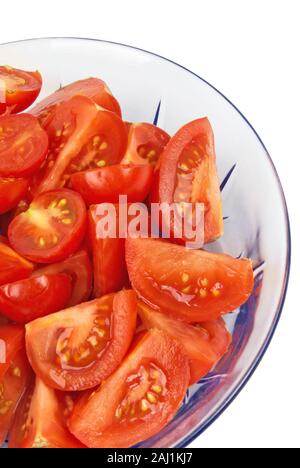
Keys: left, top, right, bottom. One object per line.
{"left": 0, "top": 243, "right": 34, "bottom": 287}
{"left": 31, "top": 95, "right": 127, "bottom": 195}
{"left": 0, "top": 66, "right": 42, "bottom": 114}
{"left": 8, "top": 377, "right": 85, "bottom": 448}
{"left": 33, "top": 250, "right": 92, "bottom": 307}
{"left": 71, "top": 164, "right": 154, "bottom": 205}
{"left": 0, "top": 349, "right": 32, "bottom": 445}
{"left": 8, "top": 189, "right": 87, "bottom": 263}
{"left": 69, "top": 329, "right": 190, "bottom": 448}
{"left": 138, "top": 302, "right": 231, "bottom": 384}
{"left": 0, "top": 325, "right": 24, "bottom": 380}
{"left": 26, "top": 291, "right": 138, "bottom": 391}
{"left": 0, "top": 114, "right": 48, "bottom": 178}
{"left": 31, "top": 77, "right": 121, "bottom": 126}
{"left": 126, "top": 238, "right": 254, "bottom": 322}
{"left": 121, "top": 123, "right": 170, "bottom": 166}
{"left": 153, "top": 118, "right": 223, "bottom": 244}
{"left": 0, "top": 178, "right": 29, "bottom": 215}
{"left": 0, "top": 273, "right": 72, "bottom": 324}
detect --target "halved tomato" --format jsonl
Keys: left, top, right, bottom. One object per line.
{"left": 0, "top": 273, "right": 72, "bottom": 324}
{"left": 8, "top": 189, "right": 87, "bottom": 263}
{"left": 33, "top": 250, "right": 92, "bottom": 307}
{"left": 152, "top": 118, "right": 223, "bottom": 244}
{"left": 31, "top": 77, "right": 121, "bottom": 126}
{"left": 0, "top": 243, "right": 34, "bottom": 287}
{"left": 138, "top": 302, "right": 231, "bottom": 384}
{"left": 0, "top": 325, "right": 24, "bottom": 380}
{"left": 31, "top": 95, "right": 127, "bottom": 195}
{"left": 71, "top": 164, "right": 154, "bottom": 205}
{"left": 69, "top": 329, "right": 190, "bottom": 448}
{"left": 0, "top": 66, "right": 42, "bottom": 114}
{"left": 8, "top": 378, "right": 85, "bottom": 448}
{"left": 26, "top": 291, "right": 138, "bottom": 391}
{"left": 0, "top": 178, "right": 29, "bottom": 215}
{"left": 121, "top": 123, "right": 170, "bottom": 166}
{"left": 126, "top": 238, "right": 254, "bottom": 322}
{"left": 0, "top": 114, "right": 48, "bottom": 178}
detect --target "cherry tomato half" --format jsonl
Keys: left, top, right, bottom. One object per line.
{"left": 0, "top": 178, "right": 29, "bottom": 215}
{"left": 0, "top": 243, "right": 34, "bottom": 287}
{"left": 0, "top": 66, "right": 42, "bottom": 114}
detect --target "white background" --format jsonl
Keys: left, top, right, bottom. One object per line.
{"left": 0, "top": 0, "right": 299, "bottom": 449}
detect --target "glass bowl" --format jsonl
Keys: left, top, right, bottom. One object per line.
{"left": 0, "top": 37, "right": 290, "bottom": 448}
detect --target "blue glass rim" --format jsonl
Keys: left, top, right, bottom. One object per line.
{"left": 0, "top": 37, "right": 291, "bottom": 448}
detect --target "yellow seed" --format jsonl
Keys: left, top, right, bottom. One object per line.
{"left": 130, "top": 407, "right": 135, "bottom": 417}
{"left": 93, "top": 136, "right": 101, "bottom": 147}
{"left": 151, "top": 385, "right": 162, "bottom": 394}
{"left": 53, "top": 235, "right": 58, "bottom": 245}
{"left": 211, "top": 288, "right": 221, "bottom": 297}
{"left": 193, "top": 150, "right": 200, "bottom": 157}
{"left": 95, "top": 328, "right": 106, "bottom": 338}
{"left": 200, "top": 278, "right": 209, "bottom": 287}
{"left": 182, "top": 285, "right": 192, "bottom": 294}
{"left": 49, "top": 200, "right": 58, "bottom": 209}
{"left": 140, "top": 399, "right": 149, "bottom": 412}
{"left": 62, "top": 218, "right": 72, "bottom": 225}
{"left": 147, "top": 149, "right": 156, "bottom": 159}
{"left": 199, "top": 288, "right": 207, "bottom": 298}
{"left": 39, "top": 237, "right": 46, "bottom": 247}
{"left": 61, "top": 210, "right": 70, "bottom": 215}
{"left": 59, "top": 143, "right": 65, "bottom": 149}
{"left": 58, "top": 198, "right": 67, "bottom": 208}
{"left": 146, "top": 392, "right": 157, "bottom": 404}
{"left": 179, "top": 163, "right": 189, "bottom": 171}
{"left": 56, "top": 129, "right": 62, "bottom": 137}
{"left": 87, "top": 335, "right": 98, "bottom": 347}
{"left": 151, "top": 370, "right": 160, "bottom": 380}
{"left": 115, "top": 407, "right": 123, "bottom": 419}
{"left": 13, "top": 367, "right": 21, "bottom": 378}
{"left": 61, "top": 351, "right": 71, "bottom": 364}
{"left": 181, "top": 273, "right": 190, "bottom": 283}
{"left": 99, "top": 141, "right": 108, "bottom": 150}
{"left": 97, "top": 159, "right": 106, "bottom": 168}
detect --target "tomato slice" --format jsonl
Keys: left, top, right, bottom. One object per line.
{"left": 8, "top": 189, "right": 87, "bottom": 263}
{"left": 0, "top": 114, "right": 48, "bottom": 178}
{"left": 31, "top": 95, "right": 127, "bottom": 195}
{"left": 33, "top": 250, "right": 92, "bottom": 307}
{"left": 71, "top": 164, "right": 154, "bottom": 205}
{"left": 0, "top": 273, "right": 72, "bottom": 324}
{"left": 138, "top": 302, "right": 231, "bottom": 384}
{"left": 26, "top": 290, "right": 138, "bottom": 391}
{"left": 8, "top": 377, "right": 85, "bottom": 448}
{"left": 0, "top": 325, "right": 24, "bottom": 380}
{"left": 126, "top": 238, "right": 254, "bottom": 322}
{"left": 0, "top": 243, "right": 34, "bottom": 287}
{"left": 0, "top": 66, "right": 42, "bottom": 114}
{"left": 153, "top": 118, "right": 223, "bottom": 244}
{"left": 0, "top": 178, "right": 29, "bottom": 215}
{"left": 69, "top": 329, "right": 190, "bottom": 448}
{"left": 31, "top": 77, "right": 121, "bottom": 126}
{"left": 121, "top": 123, "right": 170, "bottom": 166}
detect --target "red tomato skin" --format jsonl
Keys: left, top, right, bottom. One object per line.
{"left": 0, "top": 178, "right": 29, "bottom": 215}
{"left": 0, "top": 273, "right": 72, "bottom": 324}
{"left": 0, "top": 67, "right": 42, "bottom": 114}
{"left": 0, "top": 243, "right": 34, "bottom": 287}
{"left": 71, "top": 164, "right": 154, "bottom": 205}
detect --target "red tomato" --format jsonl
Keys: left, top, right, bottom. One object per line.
{"left": 0, "top": 66, "right": 42, "bottom": 114}
{"left": 153, "top": 118, "right": 223, "bottom": 244}
{"left": 69, "top": 329, "right": 190, "bottom": 448}
{"left": 26, "top": 291, "right": 138, "bottom": 391}
{"left": 126, "top": 238, "right": 254, "bottom": 322}
{"left": 121, "top": 123, "right": 170, "bottom": 166}
{"left": 0, "top": 114, "right": 48, "bottom": 178}
{"left": 0, "top": 178, "right": 29, "bottom": 215}
{"left": 0, "top": 325, "right": 24, "bottom": 380}
{"left": 31, "top": 77, "right": 121, "bottom": 126}
{"left": 0, "top": 273, "right": 72, "bottom": 324}
{"left": 31, "top": 95, "right": 127, "bottom": 195}
{"left": 8, "top": 378, "right": 85, "bottom": 448}
{"left": 138, "top": 302, "right": 231, "bottom": 384}
{"left": 8, "top": 189, "right": 87, "bottom": 263}
{"left": 0, "top": 243, "right": 34, "bottom": 287}
{"left": 71, "top": 164, "right": 154, "bottom": 205}
{"left": 33, "top": 250, "right": 92, "bottom": 307}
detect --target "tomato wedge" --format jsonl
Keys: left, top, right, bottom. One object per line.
{"left": 153, "top": 118, "right": 223, "bottom": 244}
{"left": 31, "top": 77, "right": 121, "bottom": 126}
{"left": 0, "top": 243, "right": 34, "bottom": 287}
{"left": 0, "top": 273, "right": 72, "bottom": 324}
{"left": 0, "top": 114, "right": 48, "bottom": 178}
{"left": 31, "top": 95, "right": 127, "bottom": 195}
{"left": 69, "top": 329, "right": 190, "bottom": 448}
{"left": 71, "top": 164, "right": 154, "bottom": 205}
{"left": 8, "top": 189, "right": 87, "bottom": 263}
{"left": 8, "top": 378, "right": 85, "bottom": 448}
{"left": 121, "top": 123, "right": 170, "bottom": 166}
{"left": 126, "top": 238, "right": 254, "bottom": 322}
{"left": 138, "top": 302, "right": 231, "bottom": 384}
{"left": 0, "top": 66, "right": 42, "bottom": 114}
{"left": 26, "top": 291, "right": 138, "bottom": 391}
{"left": 33, "top": 250, "right": 92, "bottom": 307}
{"left": 0, "top": 178, "right": 29, "bottom": 215}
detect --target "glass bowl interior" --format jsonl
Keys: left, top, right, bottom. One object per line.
{"left": 0, "top": 38, "right": 290, "bottom": 448}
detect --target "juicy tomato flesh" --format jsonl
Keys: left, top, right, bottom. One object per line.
{"left": 0, "top": 66, "right": 42, "bottom": 114}
{"left": 0, "top": 243, "right": 34, "bottom": 287}
{"left": 0, "top": 114, "right": 48, "bottom": 178}
{"left": 71, "top": 164, "right": 154, "bottom": 205}
{"left": 8, "top": 189, "right": 87, "bottom": 263}
{"left": 25, "top": 290, "right": 137, "bottom": 391}
{"left": 0, "top": 177, "right": 29, "bottom": 215}
{"left": 126, "top": 238, "right": 254, "bottom": 322}
{"left": 0, "top": 273, "right": 72, "bottom": 324}
{"left": 69, "top": 329, "right": 190, "bottom": 448}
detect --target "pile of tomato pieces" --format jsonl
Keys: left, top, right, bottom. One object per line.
{"left": 0, "top": 65, "right": 254, "bottom": 449}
